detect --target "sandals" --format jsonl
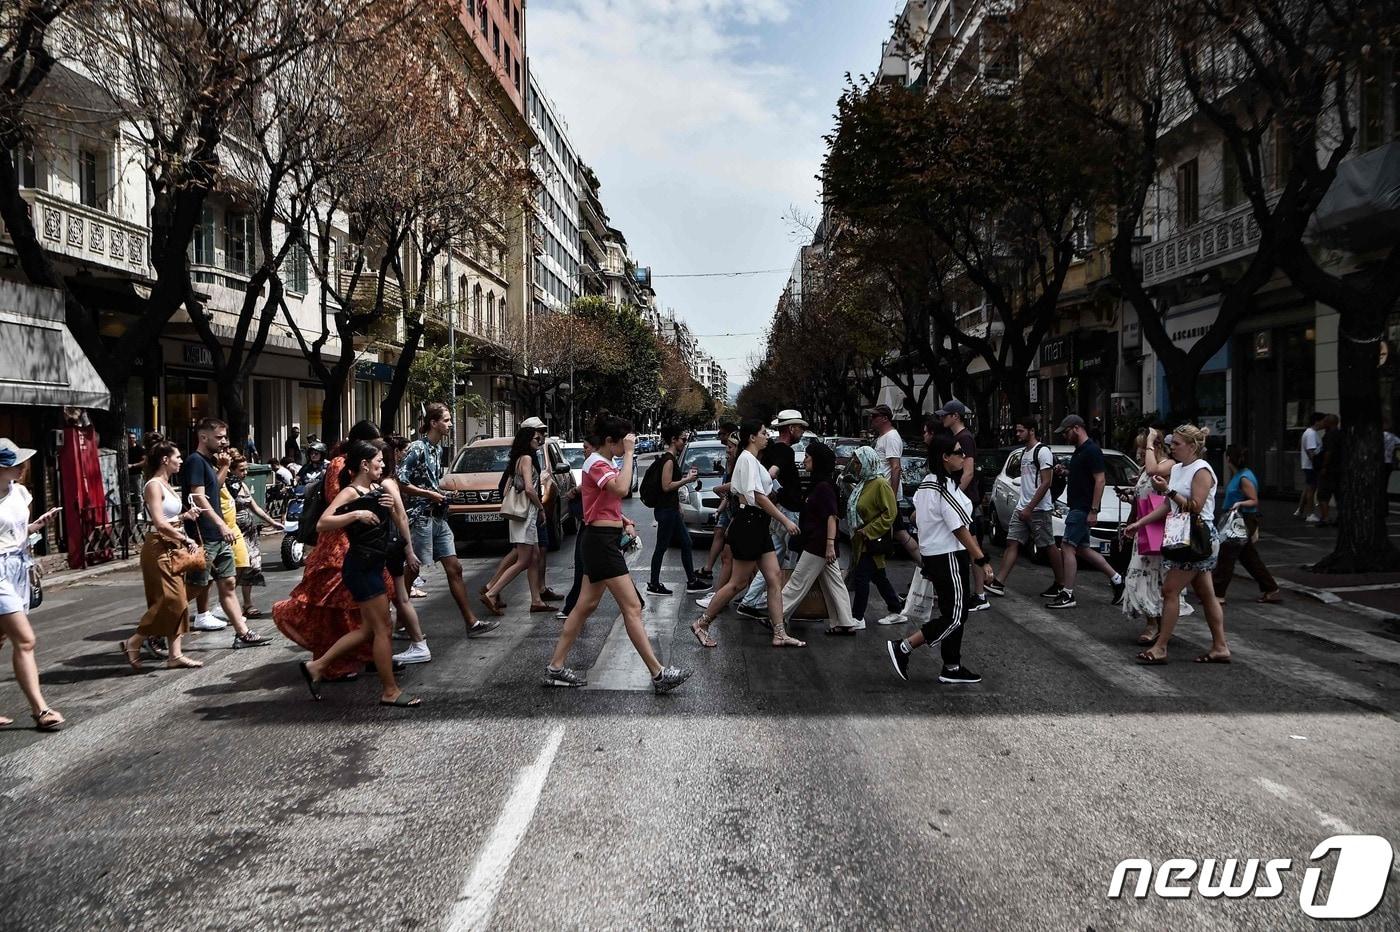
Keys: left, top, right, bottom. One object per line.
{"left": 540, "top": 588, "right": 564, "bottom": 601}
{"left": 1256, "top": 591, "right": 1282, "bottom": 604}
{"left": 0, "top": 716, "right": 11, "bottom": 728}
{"left": 479, "top": 586, "right": 508, "bottom": 609}
{"left": 1134, "top": 650, "right": 1168, "bottom": 665}
{"left": 691, "top": 620, "right": 717, "bottom": 648}
{"left": 379, "top": 694, "right": 423, "bottom": 708}
{"left": 1194, "top": 652, "right": 1232, "bottom": 664}
{"left": 480, "top": 592, "right": 505, "bottom": 616}
{"left": 298, "top": 661, "right": 323, "bottom": 701}
{"left": 166, "top": 655, "right": 204, "bottom": 669}
{"left": 529, "top": 603, "right": 555, "bottom": 613}
{"left": 1136, "top": 629, "right": 1159, "bottom": 646}
{"left": 772, "top": 634, "right": 807, "bottom": 648}
{"left": 243, "top": 607, "right": 264, "bottom": 619}
{"left": 824, "top": 626, "right": 860, "bottom": 636}
{"left": 32, "top": 708, "right": 64, "bottom": 731}
{"left": 119, "top": 641, "right": 143, "bottom": 672}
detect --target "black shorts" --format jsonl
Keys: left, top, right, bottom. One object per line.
{"left": 342, "top": 552, "right": 387, "bottom": 603}
{"left": 729, "top": 506, "right": 774, "bottom": 562}
{"left": 581, "top": 526, "right": 630, "bottom": 583}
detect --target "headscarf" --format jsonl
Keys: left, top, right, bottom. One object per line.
{"left": 846, "top": 446, "right": 888, "bottom": 533}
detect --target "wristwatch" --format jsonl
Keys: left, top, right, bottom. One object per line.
{"left": 974, "top": 555, "right": 990, "bottom": 567}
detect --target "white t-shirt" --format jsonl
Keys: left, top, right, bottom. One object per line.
{"left": 875, "top": 429, "right": 904, "bottom": 466}
{"left": 1300, "top": 427, "right": 1319, "bottom": 470}
{"left": 275, "top": 465, "right": 294, "bottom": 486}
{"left": 1018, "top": 443, "right": 1056, "bottom": 511}
{"left": 0, "top": 482, "right": 32, "bottom": 554}
{"left": 1169, "top": 459, "right": 1216, "bottom": 525}
{"left": 913, "top": 475, "right": 973, "bottom": 557}
{"left": 730, "top": 450, "right": 772, "bottom": 507}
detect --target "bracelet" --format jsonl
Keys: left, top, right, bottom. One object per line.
{"left": 974, "top": 556, "right": 990, "bottom": 566}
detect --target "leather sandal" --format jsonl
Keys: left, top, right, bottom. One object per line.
{"left": 166, "top": 655, "right": 204, "bottom": 669}
{"left": 119, "top": 641, "right": 143, "bottom": 672}
{"left": 691, "top": 619, "right": 717, "bottom": 648}
{"left": 32, "top": 708, "right": 64, "bottom": 731}
{"left": 480, "top": 592, "right": 505, "bottom": 616}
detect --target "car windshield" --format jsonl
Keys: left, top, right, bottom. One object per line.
{"left": 901, "top": 456, "right": 928, "bottom": 486}
{"left": 1051, "top": 451, "right": 1140, "bottom": 487}
{"left": 563, "top": 447, "right": 587, "bottom": 469}
{"left": 681, "top": 443, "right": 728, "bottom": 477}
{"left": 451, "top": 446, "right": 512, "bottom": 474}
{"left": 834, "top": 443, "right": 860, "bottom": 460}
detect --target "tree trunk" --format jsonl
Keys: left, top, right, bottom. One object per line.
{"left": 321, "top": 358, "right": 352, "bottom": 443}
{"left": 1314, "top": 306, "right": 1400, "bottom": 573}
{"left": 1161, "top": 355, "right": 1201, "bottom": 423}
{"left": 380, "top": 312, "right": 426, "bottom": 435}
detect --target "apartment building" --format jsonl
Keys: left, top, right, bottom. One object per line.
{"left": 527, "top": 73, "right": 583, "bottom": 316}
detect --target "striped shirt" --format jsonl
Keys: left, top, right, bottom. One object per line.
{"left": 913, "top": 474, "right": 973, "bottom": 557}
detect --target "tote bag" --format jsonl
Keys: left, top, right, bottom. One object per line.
{"left": 1162, "top": 511, "right": 1212, "bottom": 562}
{"left": 1134, "top": 495, "right": 1167, "bottom": 556}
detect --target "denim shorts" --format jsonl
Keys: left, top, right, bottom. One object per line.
{"left": 1063, "top": 508, "right": 1092, "bottom": 549}
{"left": 342, "top": 552, "right": 388, "bottom": 602}
{"left": 410, "top": 515, "right": 456, "bottom": 563}
{"left": 0, "top": 552, "right": 31, "bottom": 615}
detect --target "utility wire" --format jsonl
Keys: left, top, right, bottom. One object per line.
{"left": 651, "top": 268, "right": 789, "bottom": 279}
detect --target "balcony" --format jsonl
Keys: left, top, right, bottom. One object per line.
{"left": 1140, "top": 197, "right": 1268, "bottom": 288}
{"left": 4, "top": 189, "right": 150, "bottom": 278}
{"left": 954, "top": 304, "right": 1004, "bottom": 340}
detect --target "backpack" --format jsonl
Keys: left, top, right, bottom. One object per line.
{"left": 639, "top": 455, "right": 670, "bottom": 508}
{"left": 295, "top": 473, "right": 329, "bottom": 545}
{"left": 1032, "top": 443, "right": 1068, "bottom": 501}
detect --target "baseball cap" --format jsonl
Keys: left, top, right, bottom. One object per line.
{"left": 1055, "top": 414, "right": 1086, "bottom": 435}
{"left": 0, "top": 439, "right": 37, "bottom": 468}
{"left": 934, "top": 399, "right": 970, "bottom": 419}
{"left": 866, "top": 404, "right": 895, "bottom": 420}
{"left": 520, "top": 416, "right": 546, "bottom": 430}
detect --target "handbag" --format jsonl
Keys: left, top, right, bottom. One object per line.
{"left": 1219, "top": 509, "right": 1249, "bottom": 543}
{"left": 863, "top": 529, "right": 897, "bottom": 557}
{"left": 1134, "top": 495, "right": 1166, "bottom": 556}
{"left": 1162, "top": 510, "right": 1213, "bottom": 562}
{"left": 169, "top": 523, "right": 207, "bottom": 575}
{"left": 499, "top": 461, "right": 530, "bottom": 521}
{"left": 27, "top": 562, "right": 42, "bottom": 610}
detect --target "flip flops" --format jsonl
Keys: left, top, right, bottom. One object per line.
{"left": 1134, "top": 650, "right": 1168, "bottom": 665}
{"left": 298, "top": 661, "right": 322, "bottom": 700}
{"left": 379, "top": 694, "right": 422, "bottom": 708}
{"left": 1194, "top": 653, "right": 1232, "bottom": 664}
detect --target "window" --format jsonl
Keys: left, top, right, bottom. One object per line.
{"left": 339, "top": 239, "right": 359, "bottom": 272}
{"left": 192, "top": 204, "right": 216, "bottom": 265}
{"left": 11, "top": 146, "right": 39, "bottom": 188}
{"left": 474, "top": 284, "right": 483, "bottom": 332}
{"left": 479, "top": 3, "right": 487, "bottom": 31}
{"left": 284, "top": 238, "right": 309, "bottom": 293}
{"left": 1221, "top": 144, "right": 1241, "bottom": 209}
{"left": 224, "top": 211, "right": 252, "bottom": 274}
{"left": 504, "top": 45, "right": 511, "bottom": 72}
{"left": 441, "top": 265, "right": 452, "bottom": 305}
{"left": 1272, "top": 125, "right": 1293, "bottom": 189}
{"left": 78, "top": 148, "right": 102, "bottom": 209}
{"left": 1360, "top": 54, "right": 1397, "bottom": 153}
{"left": 513, "top": 4, "right": 520, "bottom": 36}
{"left": 514, "top": 62, "right": 521, "bottom": 91}
{"left": 1176, "top": 158, "right": 1199, "bottom": 229}
{"left": 492, "top": 22, "right": 500, "bottom": 56}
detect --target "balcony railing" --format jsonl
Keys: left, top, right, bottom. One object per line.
{"left": 1140, "top": 196, "right": 1271, "bottom": 288}
{"left": 4, "top": 189, "right": 150, "bottom": 278}
{"left": 954, "top": 304, "right": 1004, "bottom": 339}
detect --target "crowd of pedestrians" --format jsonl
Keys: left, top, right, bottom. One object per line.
{"left": 8, "top": 392, "right": 1333, "bottom": 729}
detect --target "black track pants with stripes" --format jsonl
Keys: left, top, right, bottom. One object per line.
{"left": 919, "top": 549, "right": 971, "bottom": 666}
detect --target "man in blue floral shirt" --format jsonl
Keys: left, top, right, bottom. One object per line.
{"left": 398, "top": 402, "right": 497, "bottom": 637}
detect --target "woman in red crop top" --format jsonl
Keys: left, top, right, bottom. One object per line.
{"left": 541, "top": 412, "right": 692, "bottom": 694}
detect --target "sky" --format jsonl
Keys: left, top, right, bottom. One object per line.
{"left": 527, "top": 0, "right": 903, "bottom": 397}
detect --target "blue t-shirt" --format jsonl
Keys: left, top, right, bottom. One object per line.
{"left": 181, "top": 450, "right": 223, "bottom": 540}
{"left": 1223, "top": 468, "right": 1258, "bottom": 514}
{"left": 1067, "top": 439, "right": 1106, "bottom": 511}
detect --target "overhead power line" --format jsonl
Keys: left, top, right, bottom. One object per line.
{"left": 651, "top": 268, "right": 789, "bottom": 279}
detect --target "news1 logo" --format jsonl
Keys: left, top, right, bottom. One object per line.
{"left": 1108, "top": 835, "right": 1393, "bottom": 919}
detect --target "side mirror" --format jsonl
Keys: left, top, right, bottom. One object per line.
{"left": 553, "top": 464, "right": 571, "bottom": 475}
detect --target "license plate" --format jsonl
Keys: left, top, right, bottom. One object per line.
{"left": 1093, "top": 539, "right": 1113, "bottom": 554}
{"left": 461, "top": 513, "right": 503, "bottom": 523}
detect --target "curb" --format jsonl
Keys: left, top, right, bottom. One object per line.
{"left": 43, "top": 556, "right": 141, "bottom": 592}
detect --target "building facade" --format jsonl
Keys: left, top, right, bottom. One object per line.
{"left": 527, "top": 73, "right": 582, "bottom": 316}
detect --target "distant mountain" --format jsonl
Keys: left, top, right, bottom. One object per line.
{"left": 726, "top": 379, "right": 743, "bottom": 404}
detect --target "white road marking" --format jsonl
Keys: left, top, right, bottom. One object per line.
{"left": 1321, "top": 583, "right": 1400, "bottom": 593}
{"left": 1167, "top": 627, "right": 1388, "bottom": 707}
{"left": 1257, "top": 777, "right": 1361, "bottom": 837}
{"left": 446, "top": 726, "right": 565, "bottom": 932}
{"left": 996, "top": 589, "right": 1184, "bottom": 697}
{"left": 1230, "top": 601, "right": 1400, "bottom": 666}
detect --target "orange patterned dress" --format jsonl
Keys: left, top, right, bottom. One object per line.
{"left": 272, "top": 456, "right": 393, "bottom": 678}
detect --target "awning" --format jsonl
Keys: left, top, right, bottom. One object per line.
{"left": 0, "top": 281, "right": 109, "bottom": 410}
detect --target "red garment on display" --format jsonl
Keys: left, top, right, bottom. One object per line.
{"left": 59, "top": 425, "right": 112, "bottom": 569}
{"left": 272, "top": 457, "right": 393, "bottom": 678}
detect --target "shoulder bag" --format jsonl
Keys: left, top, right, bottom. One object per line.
{"left": 500, "top": 459, "right": 530, "bottom": 521}
{"left": 168, "top": 519, "right": 208, "bottom": 575}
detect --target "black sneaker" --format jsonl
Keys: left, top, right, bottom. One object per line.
{"left": 968, "top": 594, "right": 991, "bottom": 613}
{"left": 647, "top": 582, "right": 673, "bottom": 595}
{"left": 464, "top": 619, "right": 499, "bottom": 637}
{"left": 1047, "top": 592, "right": 1078, "bottom": 610}
{"left": 735, "top": 603, "right": 766, "bottom": 620}
{"left": 542, "top": 666, "right": 587, "bottom": 687}
{"left": 886, "top": 640, "right": 911, "bottom": 681}
{"left": 984, "top": 578, "right": 1006, "bottom": 597}
{"left": 685, "top": 578, "right": 711, "bottom": 592}
{"left": 1040, "top": 583, "right": 1065, "bottom": 599}
{"left": 652, "top": 666, "right": 692, "bottom": 694}
{"left": 696, "top": 568, "right": 714, "bottom": 580}
{"left": 938, "top": 665, "right": 982, "bottom": 684}
{"left": 232, "top": 631, "right": 270, "bottom": 648}
{"left": 1111, "top": 579, "right": 1126, "bottom": 606}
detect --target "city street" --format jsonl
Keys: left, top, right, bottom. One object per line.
{"left": 0, "top": 493, "right": 1397, "bottom": 931}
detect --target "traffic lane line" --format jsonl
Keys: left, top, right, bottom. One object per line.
{"left": 445, "top": 725, "right": 565, "bottom": 932}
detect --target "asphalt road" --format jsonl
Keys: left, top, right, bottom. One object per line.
{"left": 1, "top": 493, "right": 1398, "bottom": 931}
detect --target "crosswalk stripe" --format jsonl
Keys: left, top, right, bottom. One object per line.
{"left": 995, "top": 589, "right": 1184, "bottom": 697}
{"left": 1228, "top": 601, "right": 1400, "bottom": 666}
{"left": 1166, "top": 626, "right": 1388, "bottom": 707}
{"left": 581, "top": 545, "right": 667, "bottom": 692}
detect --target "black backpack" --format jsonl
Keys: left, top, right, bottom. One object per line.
{"left": 639, "top": 455, "right": 669, "bottom": 508}
{"left": 1031, "top": 443, "right": 1068, "bottom": 501}
{"left": 295, "top": 473, "right": 329, "bottom": 545}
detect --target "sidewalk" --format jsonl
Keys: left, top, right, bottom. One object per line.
{"left": 39, "top": 527, "right": 286, "bottom": 593}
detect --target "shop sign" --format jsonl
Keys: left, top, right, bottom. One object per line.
{"left": 182, "top": 344, "right": 213, "bottom": 368}
{"left": 356, "top": 360, "right": 395, "bottom": 382}
{"left": 1166, "top": 303, "right": 1224, "bottom": 353}
{"left": 1028, "top": 378, "right": 1039, "bottom": 404}
{"left": 1253, "top": 330, "right": 1273, "bottom": 360}
{"left": 1076, "top": 332, "right": 1112, "bottom": 373}
{"left": 1121, "top": 305, "right": 1142, "bottom": 350}
{"left": 1041, "top": 335, "right": 1073, "bottom": 367}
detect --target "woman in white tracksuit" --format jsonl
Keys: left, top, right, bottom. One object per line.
{"left": 886, "top": 433, "right": 993, "bottom": 685}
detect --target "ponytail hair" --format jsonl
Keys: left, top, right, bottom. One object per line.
{"left": 143, "top": 440, "right": 179, "bottom": 480}
{"left": 586, "top": 410, "right": 632, "bottom": 447}
{"left": 340, "top": 439, "right": 384, "bottom": 487}
{"left": 736, "top": 418, "right": 764, "bottom": 451}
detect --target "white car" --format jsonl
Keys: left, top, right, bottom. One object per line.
{"left": 988, "top": 444, "right": 1140, "bottom": 570}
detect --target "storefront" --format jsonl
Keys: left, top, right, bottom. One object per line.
{"left": 1151, "top": 299, "right": 1232, "bottom": 438}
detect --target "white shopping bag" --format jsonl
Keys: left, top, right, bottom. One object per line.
{"left": 904, "top": 571, "right": 938, "bottom": 623}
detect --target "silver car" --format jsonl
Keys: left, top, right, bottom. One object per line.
{"left": 988, "top": 444, "right": 1139, "bottom": 568}
{"left": 676, "top": 440, "right": 730, "bottom": 539}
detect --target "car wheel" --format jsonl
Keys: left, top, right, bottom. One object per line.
{"left": 280, "top": 534, "right": 305, "bottom": 570}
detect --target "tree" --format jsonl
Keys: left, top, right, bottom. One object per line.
{"left": 1169, "top": 0, "right": 1400, "bottom": 571}
{"left": 500, "top": 302, "right": 624, "bottom": 433}
{"left": 405, "top": 341, "right": 488, "bottom": 420}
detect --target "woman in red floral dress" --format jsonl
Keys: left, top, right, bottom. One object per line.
{"left": 273, "top": 421, "right": 390, "bottom": 679}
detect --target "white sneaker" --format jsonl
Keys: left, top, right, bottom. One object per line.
{"left": 875, "top": 612, "right": 906, "bottom": 626}
{"left": 210, "top": 604, "right": 229, "bottom": 621}
{"left": 190, "top": 612, "right": 228, "bottom": 631}
{"left": 392, "top": 641, "right": 431, "bottom": 665}
{"left": 554, "top": 610, "right": 568, "bottom": 620}
{"left": 695, "top": 594, "right": 713, "bottom": 609}
{"left": 1305, "top": 514, "right": 1320, "bottom": 524}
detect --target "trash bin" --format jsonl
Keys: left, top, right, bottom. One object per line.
{"left": 245, "top": 463, "right": 273, "bottom": 510}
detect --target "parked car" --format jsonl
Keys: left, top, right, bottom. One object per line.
{"left": 828, "top": 437, "right": 864, "bottom": 474}
{"left": 987, "top": 444, "right": 1139, "bottom": 571}
{"left": 441, "top": 438, "right": 512, "bottom": 545}
{"left": 540, "top": 436, "right": 579, "bottom": 547}
{"left": 693, "top": 430, "right": 719, "bottom": 442}
{"left": 561, "top": 442, "right": 586, "bottom": 491}
{"left": 676, "top": 440, "right": 730, "bottom": 540}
